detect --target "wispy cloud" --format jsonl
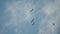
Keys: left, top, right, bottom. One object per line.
{"left": 38, "top": 0, "right": 60, "bottom": 34}
{"left": 0, "top": 0, "right": 35, "bottom": 34}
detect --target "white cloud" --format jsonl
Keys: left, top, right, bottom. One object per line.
{"left": 42, "top": 3, "right": 58, "bottom": 15}
{"left": 6, "top": 0, "right": 35, "bottom": 22}
{"left": 38, "top": 0, "right": 60, "bottom": 34}
{"left": 38, "top": 14, "right": 58, "bottom": 34}
{"left": 1, "top": 0, "right": 35, "bottom": 34}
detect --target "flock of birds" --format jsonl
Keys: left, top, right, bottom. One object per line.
{"left": 30, "top": 8, "right": 35, "bottom": 26}
{"left": 29, "top": 8, "right": 56, "bottom": 26}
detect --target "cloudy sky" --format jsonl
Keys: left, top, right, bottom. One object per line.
{"left": 0, "top": 0, "right": 60, "bottom": 34}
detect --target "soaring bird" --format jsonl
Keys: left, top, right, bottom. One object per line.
{"left": 31, "top": 18, "right": 34, "bottom": 23}
{"left": 52, "top": 23, "right": 55, "bottom": 26}
{"left": 30, "top": 8, "right": 33, "bottom": 12}
{"left": 31, "top": 18, "right": 35, "bottom": 26}
{"left": 32, "top": 22, "right": 35, "bottom": 26}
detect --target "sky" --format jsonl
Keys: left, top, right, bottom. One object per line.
{"left": 0, "top": 0, "right": 60, "bottom": 34}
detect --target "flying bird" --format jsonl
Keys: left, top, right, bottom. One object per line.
{"left": 31, "top": 18, "right": 34, "bottom": 23}
{"left": 30, "top": 8, "right": 33, "bottom": 12}
{"left": 32, "top": 22, "right": 35, "bottom": 26}
{"left": 31, "top": 18, "right": 35, "bottom": 26}
{"left": 52, "top": 23, "right": 55, "bottom": 26}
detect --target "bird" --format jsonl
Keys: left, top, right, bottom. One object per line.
{"left": 31, "top": 18, "right": 34, "bottom": 23}
{"left": 32, "top": 22, "right": 35, "bottom": 26}
{"left": 30, "top": 8, "right": 33, "bottom": 12}
{"left": 52, "top": 23, "right": 55, "bottom": 26}
{"left": 31, "top": 18, "right": 35, "bottom": 26}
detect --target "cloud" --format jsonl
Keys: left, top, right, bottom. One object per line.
{"left": 38, "top": 0, "right": 60, "bottom": 34}
{"left": 0, "top": 0, "right": 36, "bottom": 34}
{"left": 42, "top": 3, "right": 58, "bottom": 15}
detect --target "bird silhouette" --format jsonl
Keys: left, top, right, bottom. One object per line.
{"left": 31, "top": 18, "right": 34, "bottom": 23}
{"left": 30, "top": 8, "right": 33, "bottom": 12}
{"left": 32, "top": 22, "right": 35, "bottom": 26}
{"left": 31, "top": 18, "right": 35, "bottom": 26}
{"left": 52, "top": 23, "right": 55, "bottom": 26}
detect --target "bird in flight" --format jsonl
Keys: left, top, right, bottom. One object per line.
{"left": 31, "top": 18, "right": 35, "bottom": 26}
{"left": 52, "top": 23, "right": 55, "bottom": 26}
{"left": 30, "top": 8, "right": 33, "bottom": 12}
{"left": 32, "top": 22, "right": 35, "bottom": 26}
{"left": 31, "top": 18, "right": 34, "bottom": 23}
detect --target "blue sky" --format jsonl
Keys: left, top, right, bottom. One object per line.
{"left": 0, "top": 0, "right": 60, "bottom": 34}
